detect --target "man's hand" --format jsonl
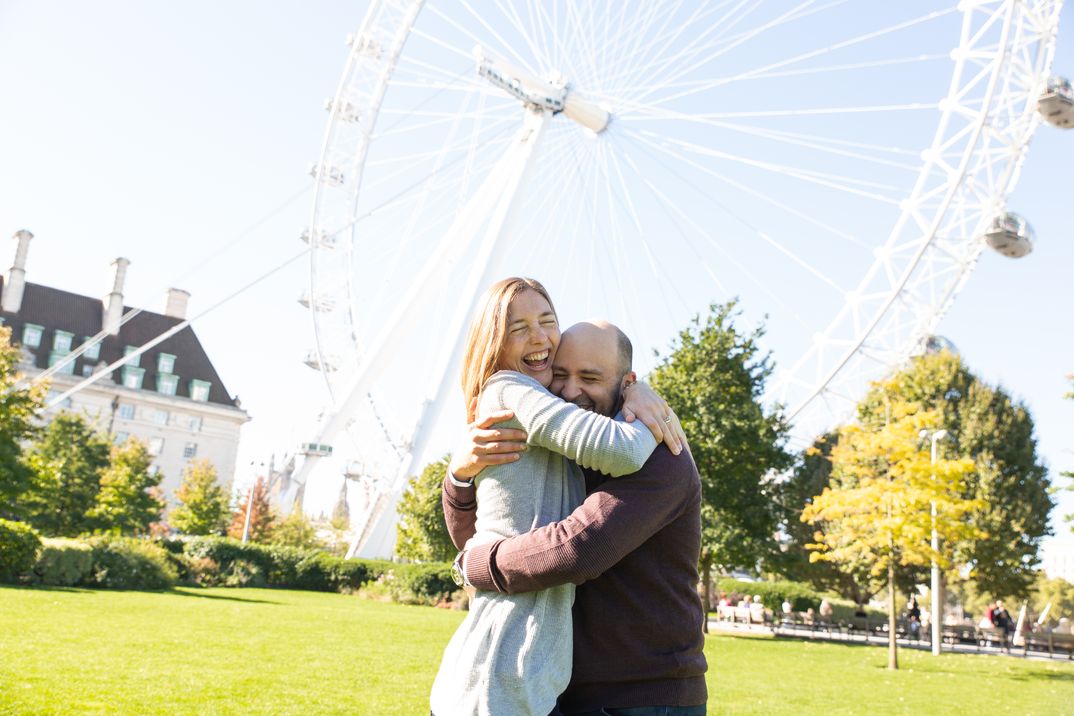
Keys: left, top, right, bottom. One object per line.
{"left": 448, "top": 408, "right": 529, "bottom": 481}
{"left": 621, "top": 381, "right": 686, "bottom": 455}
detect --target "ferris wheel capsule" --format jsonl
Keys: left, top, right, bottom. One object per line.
{"left": 982, "top": 212, "right": 1034, "bottom": 258}
{"left": 924, "top": 335, "right": 960, "bottom": 355}
{"left": 1038, "top": 76, "right": 1074, "bottom": 128}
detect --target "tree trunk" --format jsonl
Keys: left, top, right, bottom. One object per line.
{"left": 887, "top": 563, "right": 898, "bottom": 670}
{"left": 702, "top": 557, "right": 711, "bottom": 634}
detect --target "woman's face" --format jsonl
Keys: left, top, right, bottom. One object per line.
{"left": 497, "top": 289, "right": 560, "bottom": 387}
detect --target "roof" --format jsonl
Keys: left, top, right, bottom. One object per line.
{"left": 0, "top": 278, "right": 240, "bottom": 408}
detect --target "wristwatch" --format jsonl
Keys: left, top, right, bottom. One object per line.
{"left": 451, "top": 550, "right": 468, "bottom": 587}
{"left": 448, "top": 472, "right": 475, "bottom": 488}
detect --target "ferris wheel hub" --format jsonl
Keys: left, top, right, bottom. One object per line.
{"left": 474, "top": 46, "right": 610, "bottom": 133}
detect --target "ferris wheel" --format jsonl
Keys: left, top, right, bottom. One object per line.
{"left": 289, "top": 0, "right": 1068, "bottom": 558}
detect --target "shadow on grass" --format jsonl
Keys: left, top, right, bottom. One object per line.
{"left": 166, "top": 588, "right": 282, "bottom": 605}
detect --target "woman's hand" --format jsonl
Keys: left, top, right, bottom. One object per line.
{"left": 621, "top": 381, "right": 687, "bottom": 455}
{"left": 448, "top": 402, "right": 529, "bottom": 481}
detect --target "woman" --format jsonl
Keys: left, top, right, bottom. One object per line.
{"left": 430, "top": 277, "right": 666, "bottom": 716}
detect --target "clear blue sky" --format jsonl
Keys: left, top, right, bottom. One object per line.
{"left": 0, "top": 2, "right": 1070, "bottom": 555}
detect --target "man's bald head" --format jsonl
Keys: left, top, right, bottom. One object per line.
{"left": 551, "top": 320, "right": 636, "bottom": 416}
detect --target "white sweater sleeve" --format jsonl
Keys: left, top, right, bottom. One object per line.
{"left": 481, "top": 371, "right": 657, "bottom": 477}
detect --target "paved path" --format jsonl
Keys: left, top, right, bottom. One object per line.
{"left": 707, "top": 618, "right": 1074, "bottom": 663}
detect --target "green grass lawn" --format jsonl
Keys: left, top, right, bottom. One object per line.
{"left": 1, "top": 586, "right": 1071, "bottom": 715}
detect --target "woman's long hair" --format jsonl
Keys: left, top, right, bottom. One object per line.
{"left": 460, "top": 277, "right": 557, "bottom": 414}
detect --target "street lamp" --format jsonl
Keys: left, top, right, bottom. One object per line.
{"left": 919, "top": 428, "right": 948, "bottom": 655}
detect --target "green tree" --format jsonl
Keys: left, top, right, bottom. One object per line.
{"left": 649, "top": 302, "right": 793, "bottom": 616}
{"left": 88, "top": 438, "right": 164, "bottom": 535}
{"left": 395, "top": 455, "right": 456, "bottom": 562}
{"left": 23, "top": 413, "right": 111, "bottom": 536}
{"left": 0, "top": 325, "right": 46, "bottom": 520}
{"left": 802, "top": 402, "right": 980, "bottom": 669}
{"left": 228, "top": 476, "right": 277, "bottom": 544}
{"left": 1031, "top": 572, "right": 1074, "bottom": 625}
{"left": 774, "top": 433, "right": 878, "bottom": 606}
{"left": 271, "top": 510, "right": 324, "bottom": 550}
{"left": 170, "top": 459, "right": 230, "bottom": 536}
{"left": 854, "top": 350, "right": 1053, "bottom": 599}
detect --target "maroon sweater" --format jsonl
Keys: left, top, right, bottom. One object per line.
{"left": 442, "top": 445, "right": 707, "bottom": 712}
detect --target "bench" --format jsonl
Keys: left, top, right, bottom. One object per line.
{"left": 1022, "top": 632, "right": 1074, "bottom": 659}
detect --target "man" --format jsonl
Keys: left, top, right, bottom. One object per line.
{"left": 443, "top": 320, "right": 708, "bottom": 715}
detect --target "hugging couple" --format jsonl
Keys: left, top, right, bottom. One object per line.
{"left": 430, "top": 277, "right": 708, "bottom": 716}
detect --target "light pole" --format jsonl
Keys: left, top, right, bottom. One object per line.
{"left": 920, "top": 428, "right": 948, "bottom": 655}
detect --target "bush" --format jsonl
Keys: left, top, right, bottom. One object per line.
{"left": 34, "top": 538, "right": 93, "bottom": 586}
{"left": 83, "top": 536, "right": 178, "bottom": 590}
{"left": 0, "top": 519, "right": 41, "bottom": 583}
{"left": 360, "top": 562, "right": 456, "bottom": 606}
{"left": 183, "top": 536, "right": 276, "bottom": 578}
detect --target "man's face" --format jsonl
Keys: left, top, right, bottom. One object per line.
{"left": 549, "top": 325, "right": 626, "bottom": 417}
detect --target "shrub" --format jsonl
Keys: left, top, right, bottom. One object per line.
{"left": 183, "top": 536, "right": 276, "bottom": 577}
{"left": 0, "top": 519, "right": 41, "bottom": 583}
{"left": 716, "top": 578, "right": 822, "bottom": 613}
{"left": 34, "top": 538, "right": 93, "bottom": 586}
{"left": 222, "top": 558, "right": 266, "bottom": 588}
{"left": 360, "top": 562, "right": 455, "bottom": 606}
{"left": 83, "top": 536, "right": 178, "bottom": 590}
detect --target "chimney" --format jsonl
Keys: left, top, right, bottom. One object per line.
{"left": 163, "top": 288, "right": 190, "bottom": 319}
{"left": 102, "top": 257, "right": 130, "bottom": 335}
{"left": 2, "top": 229, "right": 33, "bottom": 313}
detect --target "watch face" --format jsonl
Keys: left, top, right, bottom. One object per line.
{"left": 451, "top": 555, "right": 465, "bottom": 587}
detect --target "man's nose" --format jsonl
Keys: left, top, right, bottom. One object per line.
{"left": 560, "top": 377, "right": 581, "bottom": 400}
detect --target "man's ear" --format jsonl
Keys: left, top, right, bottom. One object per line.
{"left": 621, "top": 371, "right": 637, "bottom": 391}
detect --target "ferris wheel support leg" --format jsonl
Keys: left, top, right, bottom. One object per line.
{"left": 346, "top": 108, "right": 553, "bottom": 559}
{"left": 289, "top": 110, "right": 552, "bottom": 500}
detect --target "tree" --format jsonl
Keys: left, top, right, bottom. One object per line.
{"left": 88, "top": 438, "right": 165, "bottom": 535}
{"left": 395, "top": 455, "right": 456, "bottom": 562}
{"left": 228, "top": 476, "right": 277, "bottom": 544}
{"left": 773, "top": 433, "right": 878, "bottom": 607}
{"left": 855, "top": 350, "right": 1053, "bottom": 599}
{"left": 0, "top": 325, "right": 46, "bottom": 520}
{"left": 22, "top": 413, "right": 111, "bottom": 536}
{"left": 802, "top": 401, "right": 980, "bottom": 669}
{"left": 649, "top": 302, "right": 793, "bottom": 618}
{"left": 271, "top": 510, "right": 324, "bottom": 550}
{"left": 171, "top": 459, "right": 230, "bottom": 536}
{"left": 1031, "top": 572, "right": 1074, "bottom": 625}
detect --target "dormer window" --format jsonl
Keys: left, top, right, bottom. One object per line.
{"left": 48, "top": 352, "right": 75, "bottom": 375}
{"left": 83, "top": 338, "right": 100, "bottom": 361}
{"left": 22, "top": 324, "right": 43, "bottom": 348}
{"left": 122, "top": 365, "right": 145, "bottom": 390}
{"left": 157, "top": 373, "right": 179, "bottom": 396}
{"left": 123, "top": 345, "right": 140, "bottom": 367}
{"left": 157, "top": 353, "right": 176, "bottom": 374}
{"left": 53, "top": 331, "right": 74, "bottom": 353}
{"left": 189, "top": 379, "right": 211, "bottom": 402}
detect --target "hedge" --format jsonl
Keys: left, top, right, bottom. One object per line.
{"left": 716, "top": 578, "right": 825, "bottom": 613}
{"left": 0, "top": 519, "right": 41, "bottom": 583}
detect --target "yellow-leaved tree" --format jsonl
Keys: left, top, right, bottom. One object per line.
{"left": 802, "top": 400, "right": 981, "bottom": 669}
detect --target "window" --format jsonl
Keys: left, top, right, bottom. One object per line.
{"left": 183, "top": 442, "right": 198, "bottom": 459}
{"left": 157, "top": 353, "right": 176, "bottom": 374}
{"left": 123, "top": 345, "right": 140, "bottom": 367}
{"left": 83, "top": 338, "right": 100, "bottom": 361}
{"left": 148, "top": 437, "right": 164, "bottom": 456}
{"left": 187, "top": 415, "right": 202, "bottom": 432}
{"left": 189, "top": 379, "right": 211, "bottom": 402}
{"left": 48, "top": 352, "right": 75, "bottom": 375}
{"left": 122, "top": 366, "right": 145, "bottom": 390}
{"left": 53, "top": 331, "right": 74, "bottom": 353}
{"left": 22, "top": 324, "right": 43, "bottom": 348}
{"left": 117, "top": 404, "right": 135, "bottom": 420}
{"left": 157, "top": 373, "right": 178, "bottom": 396}
{"left": 82, "top": 364, "right": 93, "bottom": 377}
{"left": 115, "top": 431, "right": 129, "bottom": 444}
{"left": 153, "top": 409, "right": 169, "bottom": 426}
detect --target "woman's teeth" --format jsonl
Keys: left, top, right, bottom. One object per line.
{"left": 523, "top": 350, "right": 549, "bottom": 368}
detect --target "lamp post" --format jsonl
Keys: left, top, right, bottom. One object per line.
{"left": 920, "top": 428, "right": 948, "bottom": 655}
